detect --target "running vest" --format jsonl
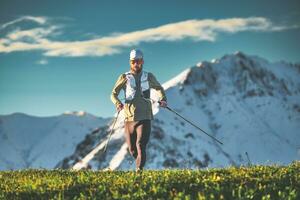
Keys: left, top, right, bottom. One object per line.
{"left": 125, "top": 71, "right": 149, "bottom": 101}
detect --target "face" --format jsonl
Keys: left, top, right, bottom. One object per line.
{"left": 130, "top": 58, "right": 144, "bottom": 74}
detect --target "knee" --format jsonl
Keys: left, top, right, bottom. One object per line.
{"left": 136, "top": 139, "right": 144, "bottom": 148}
{"left": 129, "top": 147, "right": 134, "bottom": 154}
{"left": 128, "top": 146, "right": 136, "bottom": 154}
{"left": 137, "top": 140, "right": 148, "bottom": 152}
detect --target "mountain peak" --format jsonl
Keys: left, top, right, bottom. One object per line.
{"left": 63, "top": 110, "right": 87, "bottom": 116}
{"left": 162, "top": 68, "right": 191, "bottom": 90}
{"left": 164, "top": 51, "right": 297, "bottom": 99}
{"left": 234, "top": 50, "right": 246, "bottom": 57}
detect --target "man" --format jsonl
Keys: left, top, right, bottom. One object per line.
{"left": 111, "top": 49, "right": 167, "bottom": 172}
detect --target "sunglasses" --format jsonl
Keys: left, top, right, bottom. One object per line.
{"left": 130, "top": 59, "right": 143, "bottom": 64}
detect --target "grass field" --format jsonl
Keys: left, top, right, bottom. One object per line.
{"left": 0, "top": 161, "right": 299, "bottom": 200}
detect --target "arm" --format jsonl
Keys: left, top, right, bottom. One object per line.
{"left": 111, "top": 74, "right": 126, "bottom": 108}
{"left": 148, "top": 72, "right": 167, "bottom": 102}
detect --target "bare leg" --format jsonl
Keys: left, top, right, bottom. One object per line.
{"left": 135, "top": 120, "right": 151, "bottom": 170}
{"left": 125, "top": 121, "right": 137, "bottom": 158}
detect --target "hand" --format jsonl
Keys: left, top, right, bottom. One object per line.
{"left": 116, "top": 104, "right": 124, "bottom": 112}
{"left": 159, "top": 100, "right": 167, "bottom": 108}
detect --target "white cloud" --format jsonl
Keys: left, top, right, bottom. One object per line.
{"left": 1, "top": 16, "right": 47, "bottom": 30}
{"left": 36, "top": 59, "right": 48, "bottom": 65}
{"left": 0, "top": 16, "right": 297, "bottom": 57}
{"left": 7, "top": 26, "right": 59, "bottom": 41}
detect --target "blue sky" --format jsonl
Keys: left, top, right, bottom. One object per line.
{"left": 0, "top": 0, "right": 300, "bottom": 117}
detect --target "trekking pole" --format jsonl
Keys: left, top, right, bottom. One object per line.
{"left": 72, "top": 110, "right": 121, "bottom": 170}
{"left": 245, "top": 152, "right": 252, "bottom": 166}
{"left": 103, "top": 110, "right": 121, "bottom": 153}
{"left": 159, "top": 102, "right": 223, "bottom": 145}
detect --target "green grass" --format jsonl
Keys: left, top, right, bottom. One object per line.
{"left": 0, "top": 161, "right": 299, "bottom": 200}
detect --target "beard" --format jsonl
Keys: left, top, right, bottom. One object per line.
{"left": 131, "top": 64, "right": 143, "bottom": 74}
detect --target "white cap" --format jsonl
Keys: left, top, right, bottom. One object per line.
{"left": 130, "top": 49, "right": 143, "bottom": 60}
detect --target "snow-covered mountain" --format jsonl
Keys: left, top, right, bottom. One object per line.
{"left": 63, "top": 51, "right": 300, "bottom": 170}
{"left": 0, "top": 112, "right": 110, "bottom": 170}
{"left": 1, "top": 51, "right": 300, "bottom": 170}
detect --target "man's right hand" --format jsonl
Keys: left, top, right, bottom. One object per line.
{"left": 158, "top": 100, "right": 168, "bottom": 108}
{"left": 116, "top": 104, "right": 124, "bottom": 112}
